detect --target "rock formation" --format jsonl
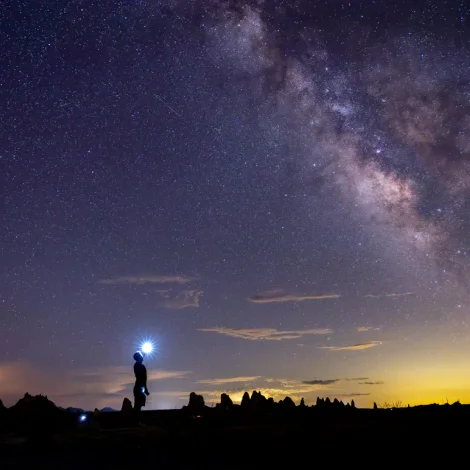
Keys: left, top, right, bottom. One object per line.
{"left": 10, "top": 393, "right": 59, "bottom": 415}
{"left": 241, "top": 391, "right": 251, "bottom": 408}
{"left": 251, "top": 390, "right": 267, "bottom": 409}
{"left": 189, "top": 392, "right": 205, "bottom": 408}
{"left": 184, "top": 392, "right": 206, "bottom": 415}
{"left": 279, "top": 396, "right": 295, "bottom": 409}
{"left": 121, "top": 398, "right": 133, "bottom": 412}
{"left": 219, "top": 393, "right": 233, "bottom": 410}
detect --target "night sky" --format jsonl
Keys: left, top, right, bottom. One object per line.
{"left": 1, "top": 0, "right": 469, "bottom": 410}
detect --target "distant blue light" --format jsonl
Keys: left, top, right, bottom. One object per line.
{"left": 79, "top": 414, "right": 87, "bottom": 422}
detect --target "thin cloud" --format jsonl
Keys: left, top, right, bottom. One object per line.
{"left": 302, "top": 379, "right": 340, "bottom": 385}
{"left": 364, "top": 292, "right": 415, "bottom": 299}
{"left": 249, "top": 291, "right": 340, "bottom": 304}
{"left": 163, "top": 289, "right": 203, "bottom": 309}
{"left": 359, "top": 381, "right": 384, "bottom": 385}
{"left": 344, "top": 377, "right": 369, "bottom": 381}
{"left": 197, "top": 376, "right": 262, "bottom": 385}
{"left": 319, "top": 341, "right": 382, "bottom": 351}
{"left": 357, "top": 326, "right": 380, "bottom": 332}
{"left": 335, "top": 393, "right": 371, "bottom": 397}
{"left": 198, "top": 327, "right": 333, "bottom": 341}
{"left": 98, "top": 275, "right": 197, "bottom": 285}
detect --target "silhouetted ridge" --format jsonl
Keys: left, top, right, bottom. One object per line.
{"left": 10, "top": 393, "right": 59, "bottom": 415}
{"left": 279, "top": 396, "right": 295, "bottom": 409}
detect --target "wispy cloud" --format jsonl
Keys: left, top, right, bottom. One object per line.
{"left": 319, "top": 341, "right": 382, "bottom": 351}
{"left": 364, "top": 292, "right": 415, "bottom": 299}
{"left": 359, "top": 381, "right": 384, "bottom": 385}
{"left": 302, "top": 379, "right": 340, "bottom": 385}
{"left": 197, "top": 376, "right": 262, "bottom": 385}
{"left": 198, "top": 327, "right": 333, "bottom": 341}
{"left": 344, "top": 377, "right": 369, "bottom": 381}
{"left": 357, "top": 326, "right": 380, "bottom": 332}
{"left": 335, "top": 392, "right": 371, "bottom": 397}
{"left": 98, "top": 275, "right": 197, "bottom": 285}
{"left": 163, "top": 289, "right": 203, "bottom": 309}
{"left": 249, "top": 290, "right": 340, "bottom": 304}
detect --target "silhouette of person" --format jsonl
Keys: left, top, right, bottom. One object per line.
{"left": 133, "top": 351, "right": 149, "bottom": 421}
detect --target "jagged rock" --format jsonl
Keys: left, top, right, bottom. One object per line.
{"left": 267, "top": 397, "right": 274, "bottom": 405}
{"left": 251, "top": 390, "right": 267, "bottom": 408}
{"left": 220, "top": 393, "right": 233, "bottom": 410}
{"left": 185, "top": 392, "right": 205, "bottom": 415}
{"left": 280, "top": 396, "right": 296, "bottom": 409}
{"left": 121, "top": 398, "right": 133, "bottom": 412}
{"left": 333, "top": 398, "right": 340, "bottom": 407}
{"left": 189, "top": 392, "right": 205, "bottom": 408}
{"left": 241, "top": 391, "right": 251, "bottom": 408}
{"left": 339, "top": 400, "right": 345, "bottom": 407}
{"left": 316, "top": 397, "right": 324, "bottom": 407}
{"left": 325, "top": 397, "right": 331, "bottom": 406}
{"left": 299, "top": 398, "right": 306, "bottom": 407}
{"left": 373, "top": 402, "right": 378, "bottom": 410}
{"left": 11, "top": 393, "right": 59, "bottom": 415}
{"left": 351, "top": 399, "right": 356, "bottom": 408}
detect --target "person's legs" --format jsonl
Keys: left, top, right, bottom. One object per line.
{"left": 133, "top": 395, "right": 145, "bottom": 425}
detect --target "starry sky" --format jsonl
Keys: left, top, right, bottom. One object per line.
{"left": 1, "top": 0, "right": 470, "bottom": 410}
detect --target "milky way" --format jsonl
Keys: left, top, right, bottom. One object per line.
{"left": 202, "top": 1, "right": 470, "bottom": 286}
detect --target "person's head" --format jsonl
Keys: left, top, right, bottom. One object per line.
{"left": 133, "top": 351, "right": 144, "bottom": 363}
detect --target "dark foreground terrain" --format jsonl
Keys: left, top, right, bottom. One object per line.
{"left": 1, "top": 400, "right": 469, "bottom": 468}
